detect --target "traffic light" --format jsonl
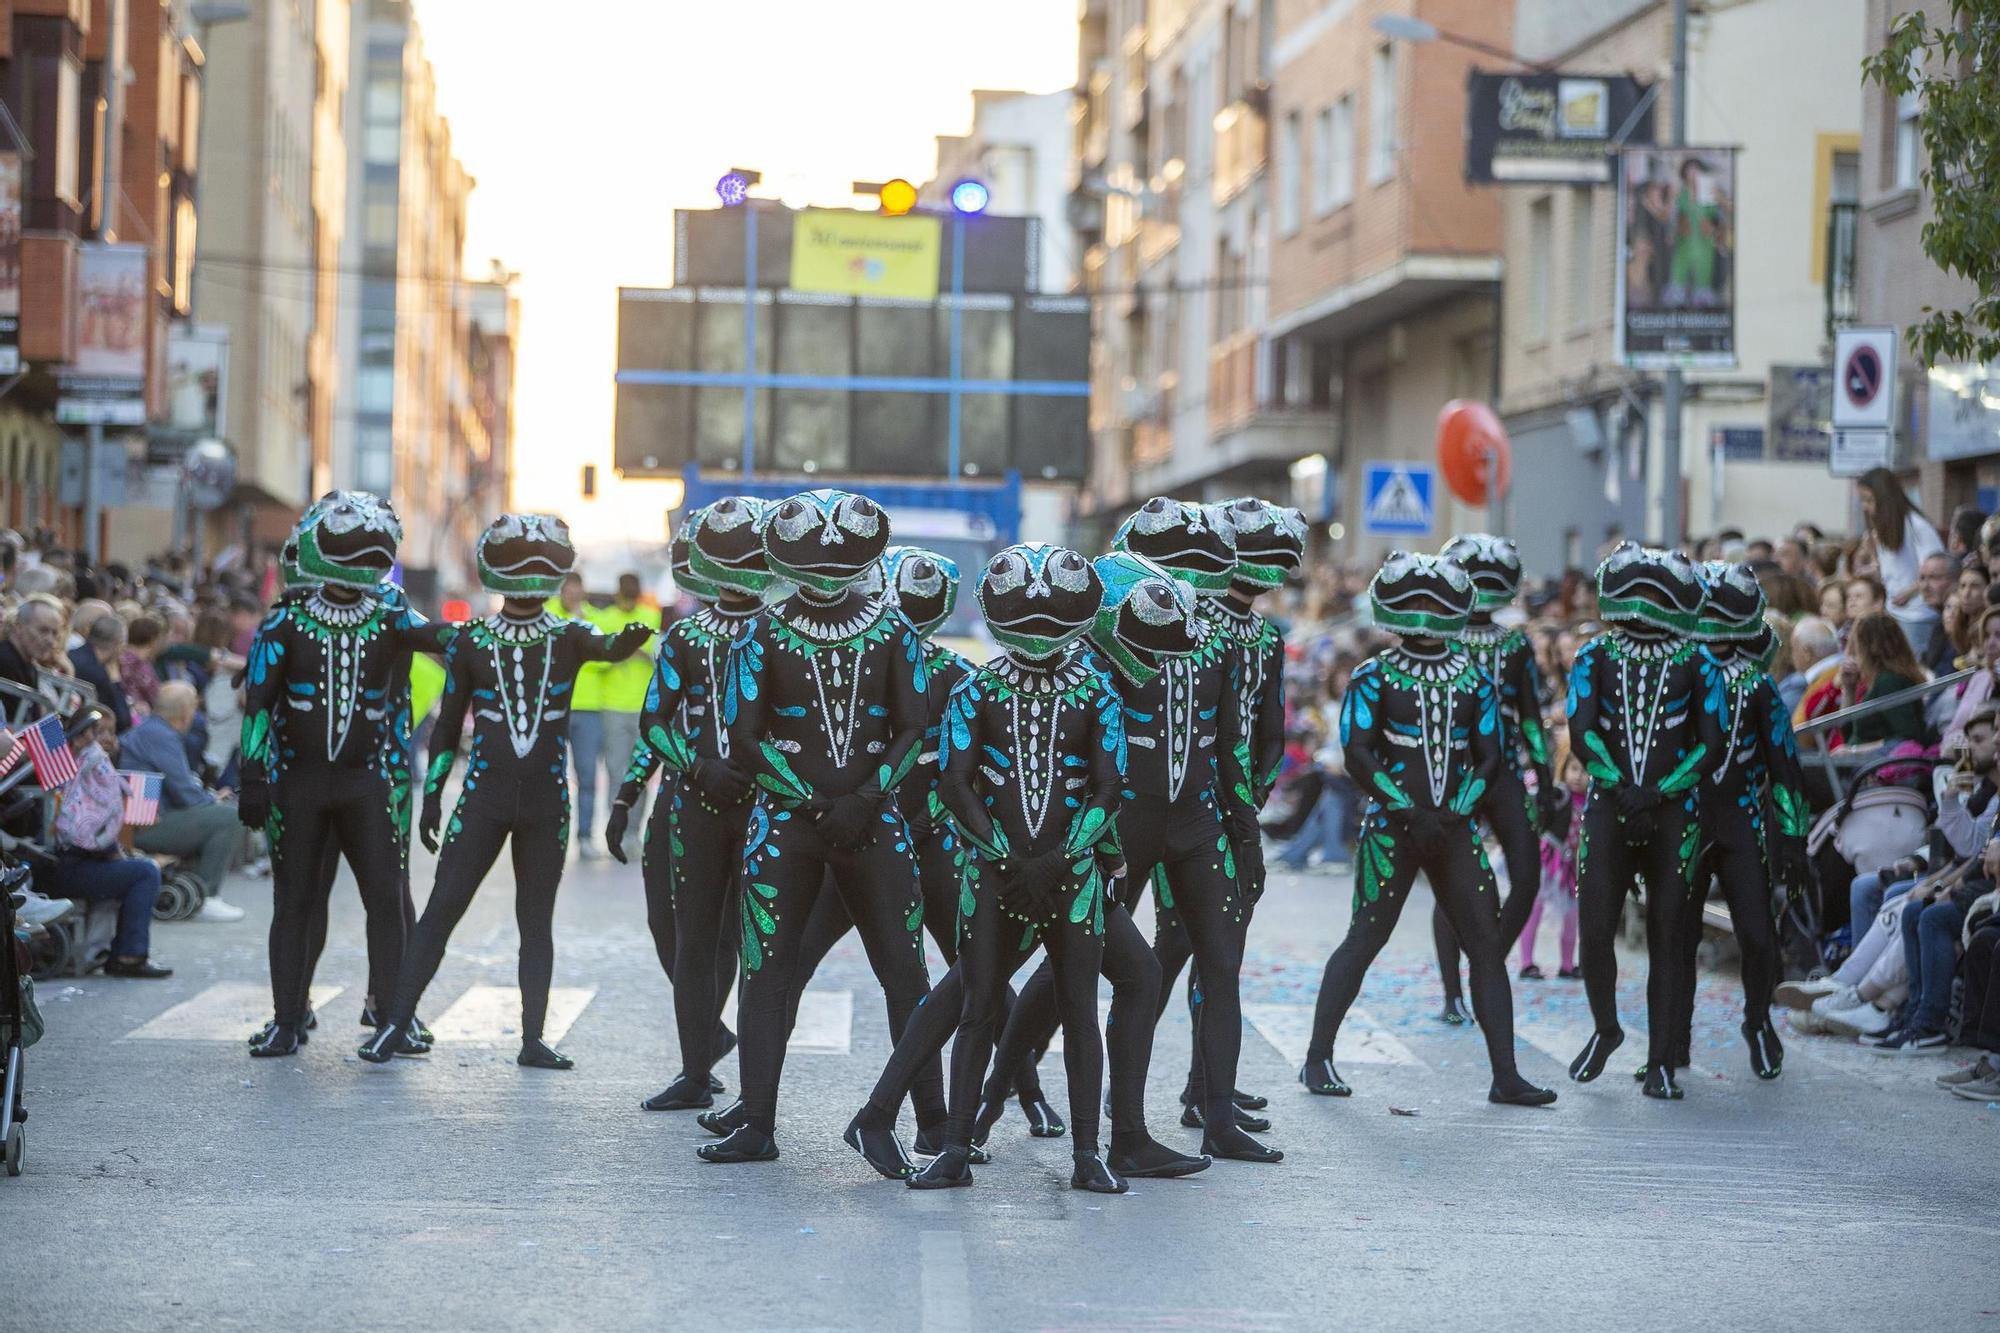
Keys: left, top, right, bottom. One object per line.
{"left": 877, "top": 178, "right": 918, "bottom": 216}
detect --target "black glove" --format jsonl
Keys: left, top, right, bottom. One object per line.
{"left": 1537, "top": 786, "right": 1572, "bottom": 839}
{"left": 1613, "top": 785, "right": 1663, "bottom": 819}
{"left": 999, "top": 849, "right": 1067, "bottom": 921}
{"left": 604, "top": 800, "right": 632, "bottom": 865}
{"left": 236, "top": 781, "right": 270, "bottom": 831}
{"left": 1234, "top": 833, "right": 1266, "bottom": 904}
{"left": 692, "top": 757, "right": 753, "bottom": 805}
{"left": 611, "top": 623, "right": 653, "bottom": 657}
{"left": 1773, "top": 835, "right": 1810, "bottom": 900}
{"left": 817, "top": 791, "right": 881, "bottom": 850}
{"left": 419, "top": 792, "right": 444, "bottom": 854}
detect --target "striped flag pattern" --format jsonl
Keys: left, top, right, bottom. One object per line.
{"left": 121, "top": 770, "right": 163, "bottom": 827}
{"left": 2, "top": 714, "right": 79, "bottom": 790}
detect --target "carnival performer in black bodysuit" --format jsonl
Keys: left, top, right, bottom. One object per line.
{"left": 1430, "top": 534, "right": 1560, "bottom": 1025}
{"left": 1148, "top": 498, "right": 1301, "bottom": 1129}
{"left": 360, "top": 515, "right": 650, "bottom": 1069}
{"left": 606, "top": 503, "right": 759, "bottom": 1110}
{"left": 1299, "top": 552, "right": 1557, "bottom": 1107}
{"left": 849, "top": 551, "right": 1213, "bottom": 1183}
{"left": 1564, "top": 543, "right": 1728, "bottom": 1099}
{"left": 697, "top": 490, "right": 945, "bottom": 1165}
{"left": 240, "top": 492, "right": 445, "bottom": 1058}
{"left": 883, "top": 544, "right": 1127, "bottom": 1192}
{"left": 1661, "top": 562, "right": 1807, "bottom": 1083}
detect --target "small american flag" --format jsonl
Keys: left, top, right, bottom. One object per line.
{"left": 120, "top": 770, "right": 163, "bottom": 826}
{"left": 1, "top": 714, "right": 79, "bottom": 790}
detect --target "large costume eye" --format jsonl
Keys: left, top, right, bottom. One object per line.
{"left": 706, "top": 498, "right": 753, "bottom": 533}
{"left": 905, "top": 557, "right": 938, "bottom": 592}
{"left": 838, "top": 495, "right": 882, "bottom": 539}
{"left": 1049, "top": 549, "right": 1092, "bottom": 593}
{"left": 1130, "top": 497, "right": 1180, "bottom": 537}
{"left": 770, "top": 499, "right": 816, "bottom": 544}
{"left": 322, "top": 501, "right": 362, "bottom": 535}
{"left": 986, "top": 549, "right": 1029, "bottom": 596}
{"left": 1131, "top": 579, "right": 1182, "bottom": 625}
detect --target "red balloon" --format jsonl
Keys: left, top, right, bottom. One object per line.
{"left": 1436, "top": 400, "right": 1512, "bottom": 506}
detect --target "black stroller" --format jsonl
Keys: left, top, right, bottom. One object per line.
{"left": 1, "top": 859, "right": 32, "bottom": 1177}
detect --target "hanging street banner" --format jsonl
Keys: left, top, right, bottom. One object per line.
{"left": 58, "top": 242, "right": 151, "bottom": 426}
{"left": 1464, "top": 72, "right": 1655, "bottom": 184}
{"left": 789, "top": 209, "right": 942, "bottom": 302}
{"left": 1615, "top": 146, "right": 1737, "bottom": 369}
{"left": 0, "top": 152, "right": 20, "bottom": 375}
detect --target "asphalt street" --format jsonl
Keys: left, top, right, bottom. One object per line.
{"left": 6, "top": 831, "right": 1995, "bottom": 1332}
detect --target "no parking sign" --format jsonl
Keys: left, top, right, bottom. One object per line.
{"left": 1834, "top": 327, "right": 1896, "bottom": 431}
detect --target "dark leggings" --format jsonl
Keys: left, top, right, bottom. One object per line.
{"left": 1305, "top": 808, "right": 1526, "bottom": 1085}
{"left": 1433, "top": 772, "right": 1539, "bottom": 999}
{"left": 301, "top": 839, "right": 417, "bottom": 1016}
{"left": 1576, "top": 793, "right": 1695, "bottom": 1067}
{"left": 1675, "top": 823, "right": 1780, "bottom": 1058}
{"left": 389, "top": 782, "right": 567, "bottom": 1040}
{"left": 1964, "top": 926, "right": 2000, "bottom": 1052}
{"left": 993, "top": 799, "right": 1245, "bottom": 1129}
{"left": 735, "top": 797, "right": 943, "bottom": 1136}
{"left": 645, "top": 779, "right": 742, "bottom": 1080}
{"left": 794, "top": 823, "right": 963, "bottom": 968}
{"left": 268, "top": 772, "right": 409, "bottom": 1028}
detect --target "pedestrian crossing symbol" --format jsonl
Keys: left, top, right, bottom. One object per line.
{"left": 1362, "top": 462, "right": 1435, "bottom": 536}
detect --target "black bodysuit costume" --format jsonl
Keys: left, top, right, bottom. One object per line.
{"left": 240, "top": 493, "right": 442, "bottom": 1057}
{"left": 361, "top": 515, "right": 648, "bottom": 1068}
{"left": 1300, "top": 552, "right": 1556, "bottom": 1107}
{"left": 1564, "top": 543, "right": 1727, "bottom": 1098}
{"left": 699, "top": 490, "right": 944, "bottom": 1164}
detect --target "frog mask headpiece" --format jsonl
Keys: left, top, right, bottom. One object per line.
{"left": 671, "top": 505, "right": 719, "bottom": 605}
{"left": 295, "top": 490, "right": 402, "bottom": 588}
{"left": 1596, "top": 541, "right": 1705, "bottom": 634}
{"left": 1112, "top": 497, "right": 1237, "bottom": 594}
{"left": 475, "top": 513, "right": 575, "bottom": 598}
{"left": 1439, "top": 533, "right": 1522, "bottom": 611}
{"left": 1695, "top": 559, "right": 1767, "bottom": 642}
{"left": 1088, "top": 550, "right": 1203, "bottom": 686}
{"left": 1369, "top": 551, "right": 1475, "bottom": 638}
{"left": 1222, "top": 498, "right": 1307, "bottom": 592}
{"left": 760, "top": 489, "right": 890, "bottom": 595}
{"left": 688, "top": 496, "right": 773, "bottom": 596}
{"left": 976, "top": 543, "right": 1103, "bottom": 659}
{"left": 882, "top": 546, "right": 960, "bottom": 637}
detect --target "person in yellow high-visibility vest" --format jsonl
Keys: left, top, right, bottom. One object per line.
{"left": 579, "top": 572, "right": 660, "bottom": 860}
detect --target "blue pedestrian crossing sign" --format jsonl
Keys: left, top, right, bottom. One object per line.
{"left": 1361, "top": 462, "right": 1435, "bottom": 536}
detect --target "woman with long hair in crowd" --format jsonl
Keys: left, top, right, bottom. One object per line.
{"left": 1837, "top": 610, "right": 1929, "bottom": 748}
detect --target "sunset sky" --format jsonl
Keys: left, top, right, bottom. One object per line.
{"left": 413, "top": 0, "right": 1078, "bottom": 546}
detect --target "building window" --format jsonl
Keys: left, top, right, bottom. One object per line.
{"left": 1566, "top": 190, "right": 1594, "bottom": 329}
{"left": 1278, "top": 110, "right": 1302, "bottom": 235}
{"left": 1527, "top": 195, "right": 1553, "bottom": 340}
{"left": 1369, "top": 44, "right": 1397, "bottom": 184}
{"left": 1894, "top": 57, "right": 1921, "bottom": 190}
{"left": 55, "top": 55, "right": 81, "bottom": 207}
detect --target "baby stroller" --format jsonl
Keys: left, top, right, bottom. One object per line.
{"left": 1793, "top": 749, "right": 1943, "bottom": 976}
{"left": 1, "top": 860, "right": 36, "bottom": 1178}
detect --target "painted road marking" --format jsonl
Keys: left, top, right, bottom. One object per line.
{"left": 1243, "top": 1003, "right": 1423, "bottom": 1068}
{"left": 428, "top": 985, "right": 595, "bottom": 1046}
{"left": 721, "top": 988, "right": 854, "bottom": 1056}
{"left": 124, "top": 983, "right": 346, "bottom": 1041}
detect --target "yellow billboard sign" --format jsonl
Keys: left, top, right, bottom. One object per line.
{"left": 789, "top": 209, "right": 941, "bottom": 301}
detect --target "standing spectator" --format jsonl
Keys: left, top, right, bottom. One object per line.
{"left": 1856, "top": 467, "right": 1945, "bottom": 658}
{"left": 1837, "top": 611, "right": 1928, "bottom": 748}
{"left": 68, "top": 611, "right": 132, "bottom": 733}
{"left": 585, "top": 572, "right": 659, "bottom": 862}
{"left": 119, "top": 681, "right": 246, "bottom": 922}
{"left": 549, "top": 572, "right": 607, "bottom": 859}
{"left": 43, "top": 707, "right": 172, "bottom": 977}
{"left": 1917, "top": 553, "right": 1963, "bottom": 676}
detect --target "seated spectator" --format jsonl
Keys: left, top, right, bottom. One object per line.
{"left": 1867, "top": 837, "right": 1996, "bottom": 1053}
{"left": 1276, "top": 739, "right": 1355, "bottom": 872}
{"left": 1917, "top": 552, "right": 1962, "bottom": 676}
{"left": 1835, "top": 612, "right": 1926, "bottom": 748}
{"left": 1781, "top": 616, "right": 1840, "bottom": 716}
{"left": 1940, "top": 560, "right": 1991, "bottom": 666}
{"left": 119, "top": 681, "right": 245, "bottom": 922}
{"left": 1844, "top": 574, "right": 1887, "bottom": 628}
{"left": 119, "top": 611, "right": 165, "bottom": 716}
{"left": 1943, "top": 607, "right": 2000, "bottom": 749}
{"left": 68, "top": 611, "right": 131, "bottom": 733}
{"left": 1775, "top": 535, "right": 1812, "bottom": 584}
{"left": 40, "top": 706, "right": 171, "bottom": 978}
{"left": 1948, "top": 504, "right": 1987, "bottom": 560}
{"left": 1818, "top": 578, "right": 1849, "bottom": 633}
{"left": 0, "top": 594, "right": 68, "bottom": 720}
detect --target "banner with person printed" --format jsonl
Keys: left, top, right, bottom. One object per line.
{"left": 1615, "top": 146, "right": 1737, "bottom": 369}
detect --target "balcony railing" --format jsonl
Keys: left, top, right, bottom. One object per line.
{"left": 1212, "top": 98, "right": 1267, "bottom": 206}
{"left": 1208, "top": 331, "right": 1259, "bottom": 435}
{"left": 1825, "top": 201, "right": 1857, "bottom": 339}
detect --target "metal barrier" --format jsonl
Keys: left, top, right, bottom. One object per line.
{"left": 1791, "top": 666, "right": 1977, "bottom": 800}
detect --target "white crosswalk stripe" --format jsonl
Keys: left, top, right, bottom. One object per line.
{"left": 1242, "top": 1003, "right": 1423, "bottom": 1068}
{"left": 124, "top": 983, "right": 346, "bottom": 1042}
{"left": 721, "top": 988, "right": 854, "bottom": 1055}
{"left": 428, "top": 984, "right": 597, "bottom": 1046}
{"left": 1512, "top": 1011, "right": 1724, "bottom": 1082}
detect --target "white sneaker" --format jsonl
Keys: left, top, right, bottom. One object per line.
{"left": 1788, "top": 1008, "right": 1830, "bottom": 1035}
{"left": 11, "top": 891, "right": 73, "bottom": 926}
{"left": 1809, "top": 985, "right": 1863, "bottom": 1017}
{"left": 1821, "top": 1000, "right": 1891, "bottom": 1036}
{"left": 1774, "top": 977, "right": 1843, "bottom": 1009}
{"left": 194, "top": 897, "right": 246, "bottom": 923}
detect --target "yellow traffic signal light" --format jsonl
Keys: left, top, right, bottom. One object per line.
{"left": 878, "top": 178, "right": 918, "bottom": 216}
